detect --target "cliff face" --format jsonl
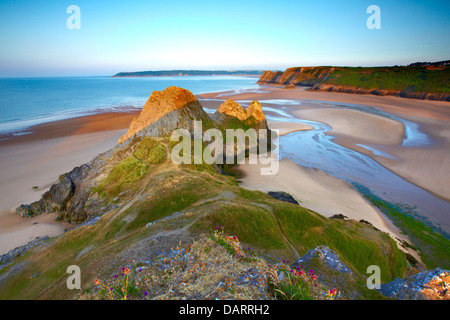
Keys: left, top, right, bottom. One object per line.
{"left": 257, "top": 65, "right": 450, "bottom": 101}
{"left": 257, "top": 67, "right": 334, "bottom": 87}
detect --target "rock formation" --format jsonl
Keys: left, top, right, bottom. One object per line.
{"left": 16, "top": 164, "right": 92, "bottom": 222}
{"left": 118, "top": 86, "right": 212, "bottom": 144}
{"left": 216, "top": 99, "right": 247, "bottom": 121}
{"left": 291, "top": 245, "right": 353, "bottom": 275}
{"left": 15, "top": 87, "right": 271, "bottom": 223}
{"left": 212, "top": 99, "right": 268, "bottom": 129}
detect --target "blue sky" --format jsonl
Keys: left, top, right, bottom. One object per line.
{"left": 0, "top": 0, "right": 449, "bottom": 77}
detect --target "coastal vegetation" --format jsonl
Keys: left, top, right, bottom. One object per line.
{"left": 258, "top": 63, "right": 450, "bottom": 100}
{"left": 354, "top": 183, "right": 450, "bottom": 269}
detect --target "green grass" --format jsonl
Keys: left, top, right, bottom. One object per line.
{"left": 277, "top": 65, "right": 450, "bottom": 95}
{"left": 353, "top": 183, "right": 450, "bottom": 269}
{"left": 133, "top": 137, "right": 160, "bottom": 160}
{"left": 192, "top": 202, "right": 288, "bottom": 252}
{"left": 133, "top": 137, "right": 167, "bottom": 164}
{"left": 272, "top": 203, "right": 408, "bottom": 282}
{"left": 102, "top": 156, "right": 148, "bottom": 197}
{"left": 146, "top": 144, "right": 167, "bottom": 164}
{"left": 324, "top": 66, "right": 450, "bottom": 94}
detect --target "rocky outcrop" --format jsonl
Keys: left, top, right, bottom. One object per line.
{"left": 267, "top": 191, "right": 299, "bottom": 205}
{"left": 216, "top": 99, "right": 247, "bottom": 121}
{"left": 212, "top": 99, "right": 268, "bottom": 129}
{"left": 118, "top": 86, "right": 212, "bottom": 144}
{"left": 380, "top": 268, "right": 450, "bottom": 300}
{"left": 15, "top": 87, "right": 272, "bottom": 224}
{"left": 290, "top": 246, "right": 450, "bottom": 300}
{"left": 291, "top": 245, "right": 353, "bottom": 275}
{"left": 16, "top": 164, "right": 91, "bottom": 220}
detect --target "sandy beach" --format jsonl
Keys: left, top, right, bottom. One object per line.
{"left": 0, "top": 111, "right": 138, "bottom": 254}
{"left": 200, "top": 87, "right": 450, "bottom": 202}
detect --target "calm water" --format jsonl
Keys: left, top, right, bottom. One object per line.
{"left": 0, "top": 76, "right": 259, "bottom": 134}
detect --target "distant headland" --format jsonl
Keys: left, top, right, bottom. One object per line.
{"left": 113, "top": 70, "right": 265, "bottom": 77}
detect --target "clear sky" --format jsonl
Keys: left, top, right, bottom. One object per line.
{"left": 0, "top": 0, "right": 449, "bottom": 77}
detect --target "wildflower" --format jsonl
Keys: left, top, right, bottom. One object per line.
{"left": 144, "top": 291, "right": 148, "bottom": 297}
{"left": 94, "top": 279, "right": 100, "bottom": 285}
{"left": 114, "top": 274, "right": 118, "bottom": 278}
{"left": 312, "top": 275, "right": 317, "bottom": 281}
{"left": 124, "top": 268, "right": 130, "bottom": 275}
{"left": 121, "top": 273, "right": 125, "bottom": 276}
{"left": 215, "top": 226, "right": 219, "bottom": 230}
{"left": 282, "top": 260, "right": 286, "bottom": 263}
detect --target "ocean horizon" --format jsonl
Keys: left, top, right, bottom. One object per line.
{"left": 0, "top": 75, "right": 259, "bottom": 136}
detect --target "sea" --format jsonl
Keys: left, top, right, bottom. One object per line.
{"left": 0, "top": 75, "right": 259, "bottom": 135}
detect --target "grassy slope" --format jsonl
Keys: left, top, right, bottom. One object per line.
{"left": 0, "top": 136, "right": 409, "bottom": 299}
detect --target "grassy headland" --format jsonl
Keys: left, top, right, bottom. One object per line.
{"left": 258, "top": 63, "right": 450, "bottom": 101}
{"left": 0, "top": 132, "right": 409, "bottom": 299}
